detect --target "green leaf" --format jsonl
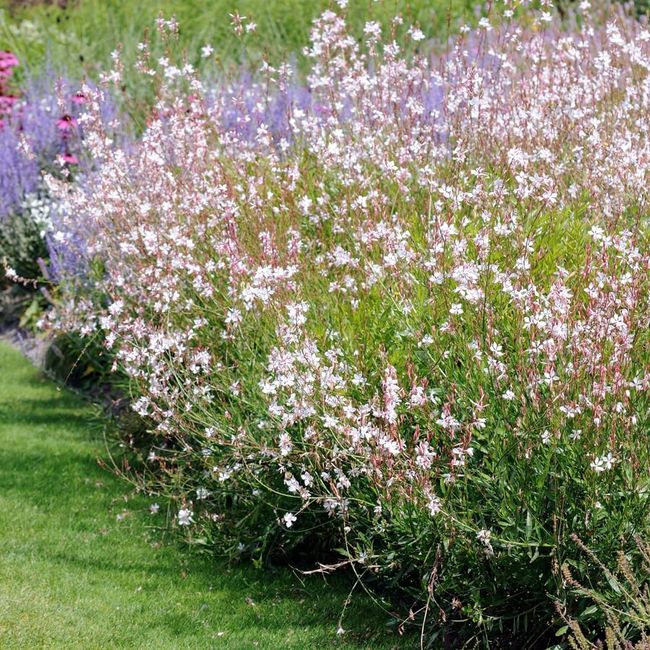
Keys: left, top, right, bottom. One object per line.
{"left": 606, "top": 574, "right": 621, "bottom": 594}
{"left": 581, "top": 605, "right": 599, "bottom": 617}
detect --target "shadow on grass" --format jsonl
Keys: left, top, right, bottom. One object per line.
{"left": 0, "top": 400, "right": 94, "bottom": 430}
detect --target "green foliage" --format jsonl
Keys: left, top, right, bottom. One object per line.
{"left": 565, "top": 536, "right": 650, "bottom": 648}
{"left": 0, "top": 209, "right": 47, "bottom": 281}
{"left": 43, "top": 331, "right": 114, "bottom": 390}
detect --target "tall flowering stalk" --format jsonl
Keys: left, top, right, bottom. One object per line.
{"left": 44, "top": 2, "right": 650, "bottom": 643}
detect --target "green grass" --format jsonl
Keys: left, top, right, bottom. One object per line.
{"left": 0, "top": 341, "right": 410, "bottom": 649}
{"left": 0, "top": 0, "right": 475, "bottom": 78}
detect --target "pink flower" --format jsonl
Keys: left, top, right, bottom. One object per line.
{"left": 0, "top": 51, "right": 19, "bottom": 71}
{"left": 59, "top": 153, "right": 79, "bottom": 165}
{"left": 0, "top": 94, "right": 17, "bottom": 115}
{"left": 56, "top": 115, "right": 77, "bottom": 132}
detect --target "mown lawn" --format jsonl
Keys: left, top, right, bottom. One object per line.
{"left": 0, "top": 342, "right": 409, "bottom": 649}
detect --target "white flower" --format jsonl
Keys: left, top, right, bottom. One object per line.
{"left": 322, "top": 414, "right": 339, "bottom": 430}
{"left": 282, "top": 512, "right": 297, "bottom": 528}
{"left": 450, "top": 303, "right": 463, "bottom": 316}
{"left": 201, "top": 44, "right": 214, "bottom": 58}
{"left": 196, "top": 487, "right": 209, "bottom": 500}
{"left": 178, "top": 508, "right": 194, "bottom": 526}
{"left": 427, "top": 494, "right": 442, "bottom": 516}
{"left": 149, "top": 503, "right": 160, "bottom": 515}
{"left": 489, "top": 342, "right": 504, "bottom": 357}
{"left": 363, "top": 21, "right": 381, "bottom": 40}
{"left": 570, "top": 429, "right": 582, "bottom": 441}
{"left": 476, "top": 528, "right": 494, "bottom": 557}
{"left": 279, "top": 433, "right": 292, "bottom": 456}
{"left": 591, "top": 453, "right": 616, "bottom": 473}
{"left": 132, "top": 396, "right": 150, "bottom": 416}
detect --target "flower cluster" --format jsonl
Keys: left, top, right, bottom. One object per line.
{"left": 0, "top": 50, "right": 19, "bottom": 127}
{"left": 40, "top": 1, "right": 650, "bottom": 642}
{"left": 0, "top": 67, "right": 124, "bottom": 282}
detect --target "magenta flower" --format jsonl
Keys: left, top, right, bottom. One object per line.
{"left": 56, "top": 114, "right": 77, "bottom": 132}
{"left": 59, "top": 152, "right": 79, "bottom": 165}
{"left": 0, "top": 94, "right": 17, "bottom": 114}
{"left": 0, "top": 51, "right": 19, "bottom": 70}
{"left": 0, "top": 52, "right": 18, "bottom": 87}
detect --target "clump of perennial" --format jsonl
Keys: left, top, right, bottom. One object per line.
{"left": 44, "top": 1, "right": 650, "bottom": 642}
